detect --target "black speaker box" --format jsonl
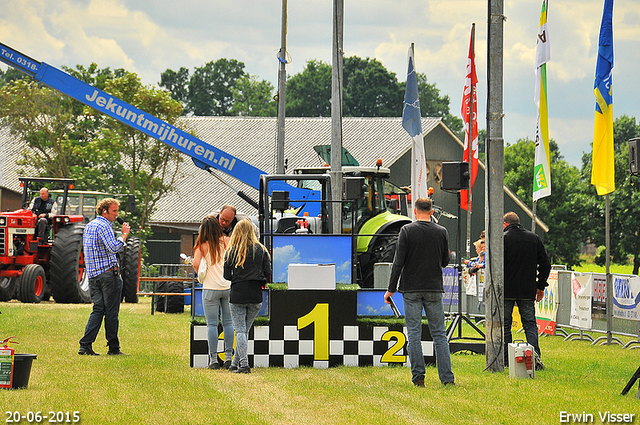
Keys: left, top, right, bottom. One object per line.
{"left": 343, "top": 177, "right": 365, "bottom": 200}
{"left": 629, "top": 138, "right": 640, "bottom": 176}
{"left": 441, "top": 162, "right": 470, "bottom": 190}
{"left": 271, "top": 190, "right": 289, "bottom": 211}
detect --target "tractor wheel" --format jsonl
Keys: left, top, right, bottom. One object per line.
{"left": 16, "top": 264, "right": 47, "bottom": 303}
{"left": 0, "top": 277, "right": 17, "bottom": 301}
{"left": 359, "top": 234, "right": 399, "bottom": 288}
{"left": 121, "top": 237, "right": 141, "bottom": 303}
{"left": 49, "top": 223, "right": 91, "bottom": 304}
{"left": 155, "top": 281, "right": 184, "bottom": 314}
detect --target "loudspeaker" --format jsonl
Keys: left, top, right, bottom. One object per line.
{"left": 271, "top": 191, "right": 289, "bottom": 211}
{"left": 441, "top": 162, "right": 469, "bottom": 190}
{"left": 343, "top": 177, "right": 366, "bottom": 200}
{"left": 629, "top": 138, "right": 640, "bottom": 176}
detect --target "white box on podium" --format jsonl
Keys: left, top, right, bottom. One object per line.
{"left": 288, "top": 264, "right": 336, "bottom": 290}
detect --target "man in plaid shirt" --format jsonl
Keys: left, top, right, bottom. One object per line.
{"left": 79, "top": 198, "right": 130, "bottom": 356}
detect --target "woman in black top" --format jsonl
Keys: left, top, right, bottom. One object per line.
{"left": 224, "top": 219, "right": 271, "bottom": 373}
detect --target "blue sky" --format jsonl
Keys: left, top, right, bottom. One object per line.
{"left": 1, "top": 0, "right": 639, "bottom": 167}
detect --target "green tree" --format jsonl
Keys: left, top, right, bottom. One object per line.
{"left": 343, "top": 56, "right": 403, "bottom": 117}
{"left": 0, "top": 65, "right": 185, "bottom": 235}
{"left": 230, "top": 75, "right": 277, "bottom": 117}
{"left": 189, "top": 58, "right": 245, "bottom": 116}
{"left": 504, "top": 138, "right": 588, "bottom": 267}
{"left": 0, "top": 79, "right": 111, "bottom": 182}
{"left": 0, "top": 67, "right": 29, "bottom": 89}
{"left": 285, "top": 59, "right": 332, "bottom": 117}
{"left": 99, "top": 72, "right": 185, "bottom": 229}
{"left": 159, "top": 66, "right": 190, "bottom": 108}
{"left": 286, "top": 56, "right": 461, "bottom": 135}
{"left": 582, "top": 115, "right": 640, "bottom": 272}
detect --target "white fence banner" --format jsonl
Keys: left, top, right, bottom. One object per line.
{"left": 612, "top": 274, "right": 640, "bottom": 321}
{"left": 570, "top": 273, "right": 593, "bottom": 329}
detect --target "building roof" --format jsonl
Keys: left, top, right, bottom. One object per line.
{"left": 0, "top": 126, "right": 35, "bottom": 194}
{"left": 151, "top": 116, "right": 444, "bottom": 225}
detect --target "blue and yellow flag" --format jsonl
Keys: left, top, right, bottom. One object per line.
{"left": 591, "top": 0, "right": 614, "bottom": 196}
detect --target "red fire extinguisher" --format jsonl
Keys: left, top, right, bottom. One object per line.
{"left": 0, "top": 337, "right": 18, "bottom": 389}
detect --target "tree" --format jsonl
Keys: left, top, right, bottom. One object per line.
{"left": 504, "top": 138, "right": 589, "bottom": 268}
{"left": 230, "top": 75, "right": 277, "bottom": 117}
{"left": 286, "top": 56, "right": 461, "bottom": 135}
{"left": 160, "top": 59, "right": 247, "bottom": 116}
{"left": 0, "top": 67, "right": 29, "bottom": 89}
{"left": 159, "top": 66, "right": 190, "bottom": 108}
{"left": 99, "top": 72, "right": 185, "bottom": 229}
{"left": 343, "top": 56, "right": 403, "bottom": 117}
{"left": 0, "top": 65, "right": 185, "bottom": 235}
{"left": 285, "top": 59, "right": 332, "bottom": 117}
{"left": 582, "top": 115, "right": 640, "bottom": 273}
{"left": 0, "top": 79, "right": 112, "bottom": 182}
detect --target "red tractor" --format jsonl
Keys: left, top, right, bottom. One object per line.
{"left": 0, "top": 177, "right": 90, "bottom": 303}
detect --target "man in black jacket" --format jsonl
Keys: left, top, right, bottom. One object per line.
{"left": 385, "top": 197, "right": 454, "bottom": 387}
{"left": 31, "top": 188, "right": 57, "bottom": 243}
{"left": 217, "top": 205, "right": 238, "bottom": 237}
{"left": 503, "top": 211, "right": 551, "bottom": 367}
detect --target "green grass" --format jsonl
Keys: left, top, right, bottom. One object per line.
{"left": 573, "top": 263, "right": 634, "bottom": 274}
{"left": 1, "top": 298, "right": 639, "bottom": 425}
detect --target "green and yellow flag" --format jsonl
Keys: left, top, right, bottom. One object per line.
{"left": 533, "top": 0, "right": 551, "bottom": 202}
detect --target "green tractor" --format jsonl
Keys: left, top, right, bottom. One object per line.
{"left": 260, "top": 164, "right": 411, "bottom": 287}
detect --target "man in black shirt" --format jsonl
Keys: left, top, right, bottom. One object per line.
{"left": 385, "top": 197, "right": 454, "bottom": 387}
{"left": 31, "top": 188, "right": 57, "bottom": 243}
{"left": 503, "top": 211, "right": 551, "bottom": 368}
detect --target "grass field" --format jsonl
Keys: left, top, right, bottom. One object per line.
{"left": 1, "top": 298, "right": 639, "bottom": 425}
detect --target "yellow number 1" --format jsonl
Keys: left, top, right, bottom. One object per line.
{"left": 297, "top": 303, "right": 329, "bottom": 360}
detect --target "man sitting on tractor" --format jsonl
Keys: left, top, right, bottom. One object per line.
{"left": 30, "top": 187, "right": 57, "bottom": 243}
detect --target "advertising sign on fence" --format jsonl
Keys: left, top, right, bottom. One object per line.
{"left": 536, "top": 270, "right": 559, "bottom": 334}
{"left": 612, "top": 274, "right": 640, "bottom": 321}
{"left": 570, "top": 273, "right": 593, "bottom": 329}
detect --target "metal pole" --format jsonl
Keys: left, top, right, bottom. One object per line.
{"left": 606, "top": 193, "right": 612, "bottom": 344}
{"left": 532, "top": 200, "right": 537, "bottom": 232}
{"left": 485, "top": 0, "right": 505, "bottom": 372}
{"left": 275, "top": 0, "right": 287, "bottom": 174}
{"left": 330, "top": 0, "right": 344, "bottom": 234}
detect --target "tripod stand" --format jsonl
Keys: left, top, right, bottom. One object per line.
{"left": 446, "top": 190, "right": 485, "bottom": 354}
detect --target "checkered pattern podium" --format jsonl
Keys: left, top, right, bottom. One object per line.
{"left": 190, "top": 323, "right": 435, "bottom": 368}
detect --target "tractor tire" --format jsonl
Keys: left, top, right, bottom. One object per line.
{"left": 49, "top": 223, "right": 91, "bottom": 304}
{"left": 0, "top": 277, "right": 17, "bottom": 301}
{"left": 359, "top": 234, "right": 399, "bottom": 288}
{"left": 121, "top": 237, "right": 141, "bottom": 303}
{"left": 16, "top": 264, "right": 47, "bottom": 303}
{"left": 155, "top": 281, "right": 184, "bottom": 314}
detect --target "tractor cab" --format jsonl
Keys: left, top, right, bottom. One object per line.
{"left": 292, "top": 165, "right": 410, "bottom": 233}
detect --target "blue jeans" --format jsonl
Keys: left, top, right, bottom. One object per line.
{"left": 229, "top": 303, "right": 262, "bottom": 368}
{"left": 202, "top": 289, "right": 234, "bottom": 363}
{"left": 403, "top": 292, "right": 454, "bottom": 384}
{"left": 504, "top": 299, "right": 540, "bottom": 357}
{"left": 79, "top": 270, "right": 123, "bottom": 351}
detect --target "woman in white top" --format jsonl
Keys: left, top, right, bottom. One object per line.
{"left": 193, "top": 215, "right": 233, "bottom": 369}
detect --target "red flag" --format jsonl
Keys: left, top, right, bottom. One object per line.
{"left": 461, "top": 26, "right": 478, "bottom": 211}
